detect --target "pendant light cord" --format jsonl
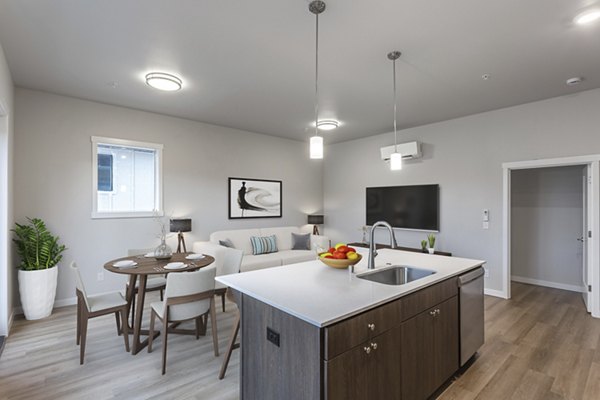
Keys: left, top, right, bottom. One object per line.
{"left": 314, "top": 13, "right": 320, "bottom": 137}
{"left": 393, "top": 57, "right": 398, "bottom": 152}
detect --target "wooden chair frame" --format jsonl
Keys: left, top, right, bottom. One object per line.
{"left": 76, "top": 289, "right": 130, "bottom": 365}
{"left": 148, "top": 290, "right": 219, "bottom": 375}
{"left": 219, "top": 288, "right": 240, "bottom": 379}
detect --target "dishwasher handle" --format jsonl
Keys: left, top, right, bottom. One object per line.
{"left": 458, "top": 267, "right": 484, "bottom": 287}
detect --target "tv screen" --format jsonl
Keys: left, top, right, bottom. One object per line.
{"left": 366, "top": 185, "right": 439, "bottom": 231}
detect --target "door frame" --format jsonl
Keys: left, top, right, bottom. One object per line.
{"left": 502, "top": 155, "right": 600, "bottom": 318}
{"left": 0, "top": 100, "right": 8, "bottom": 336}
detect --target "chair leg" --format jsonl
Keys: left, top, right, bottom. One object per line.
{"left": 161, "top": 315, "right": 169, "bottom": 375}
{"left": 148, "top": 310, "right": 156, "bottom": 353}
{"left": 210, "top": 299, "right": 219, "bottom": 357}
{"left": 219, "top": 311, "right": 240, "bottom": 380}
{"left": 115, "top": 312, "right": 121, "bottom": 336}
{"left": 79, "top": 312, "right": 89, "bottom": 365}
{"left": 76, "top": 300, "right": 81, "bottom": 345}
{"left": 120, "top": 309, "right": 130, "bottom": 352}
{"left": 195, "top": 317, "right": 201, "bottom": 340}
{"left": 160, "top": 289, "right": 164, "bottom": 301}
{"left": 221, "top": 293, "right": 226, "bottom": 312}
{"left": 130, "top": 292, "right": 136, "bottom": 329}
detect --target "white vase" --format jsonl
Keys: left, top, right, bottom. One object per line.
{"left": 18, "top": 267, "right": 58, "bottom": 320}
{"left": 428, "top": 248, "right": 435, "bottom": 254}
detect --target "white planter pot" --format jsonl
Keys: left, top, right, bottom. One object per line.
{"left": 428, "top": 248, "right": 435, "bottom": 254}
{"left": 18, "top": 267, "right": 58, "bottom": 320}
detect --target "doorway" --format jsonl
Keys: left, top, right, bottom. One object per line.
{"left": 502, "top": 156, "right": 600, "bottom": 318}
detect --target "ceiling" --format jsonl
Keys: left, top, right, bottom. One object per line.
{"left": 0, "top": 0, "right": 599, "bottom": 143}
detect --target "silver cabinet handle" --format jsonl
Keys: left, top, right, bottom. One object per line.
{"left": 370, "top": 342, "right": 378, "bottom": 350}
{"left": 367, "top": 323, "right": 375, "bottom": 331}
{"left": 436, "top": 309, "right": 441, "bottom": 315}
{"left": 430, "top": 310, "right": 437, "bottom": 316}
{"left": 364, "top": 346, "right": 371, "bottom": 354}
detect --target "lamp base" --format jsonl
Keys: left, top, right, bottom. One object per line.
{"left": 312, "top": 225, "right": 320, "bottom": 236}
{"left": 176, "top": 232, "right": 187, "bottom": 253}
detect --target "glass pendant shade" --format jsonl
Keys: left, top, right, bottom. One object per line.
{"left": 390, "top": 152, "right": 403, "bottom": 170}
{"left": 310, "top": 136, "right": 323, "bottom": 159}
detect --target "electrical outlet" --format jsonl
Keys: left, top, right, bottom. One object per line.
{"left": 97, "top": 272, "right": 104, "bottom": 281}
{"left": 484, "top": 268, "right": 490, "bottom": 278}
{"left": 483, "top": 221, "right": 489, "bottom": 229}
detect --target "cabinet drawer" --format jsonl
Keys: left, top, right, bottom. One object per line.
{"left": 324, "top": 300, "right": 401, "bottom": 360}
{"left": 401, "top": 277, "right": 457, "bottom": 321}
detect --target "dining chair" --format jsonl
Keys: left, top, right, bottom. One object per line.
{"left": 147, "top": 265, "right": 218, "bottom": 375}
{"left": 218, "top": 288, "right": 240, "bottom": 380}
{"left": 70, "top": 262, "right": 130, "bottom": 364}
{"left": 192, "top": 242, "right": 243, "bottom": 312}
{"left": 126, "top": 248, "right": 167, "bottom": 327}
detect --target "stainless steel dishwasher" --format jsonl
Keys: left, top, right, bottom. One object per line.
{"left": 458, "top": 267, "right": 485, "bottom": 366}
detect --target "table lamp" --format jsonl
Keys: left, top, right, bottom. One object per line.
{"left": 307, "top": 214, "right": 324, "bottom": 235}
{"left": 170, "top": 218, "right": 192, "bottom": 253}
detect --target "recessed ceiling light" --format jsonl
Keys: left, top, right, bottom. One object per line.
{"left": 317, "top": 120, "right": 339, "bottom": 130}
{"left": 145, "top": 72, "right": 182, "bottom": 91}
{"left": 566, "top": 77, "right": 584, "bottom": 86}
{"left": 482, "top": 73, "right": 491, "bottom": 80}
{"left": 574, "top": 10, "right": 600, "bottom": 25}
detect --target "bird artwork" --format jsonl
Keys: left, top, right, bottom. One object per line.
{"left": 229, "top": 178, "right": 282, "bottom": 219}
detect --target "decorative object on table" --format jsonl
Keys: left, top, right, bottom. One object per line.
{"left": 308, "top": 0, "right": 327, "bottom": 159}
{"left": 307, "top": 214, "right": 324, "bottom": 235}
{"left": 154, "top": 217, "right": 173, "bottom": 260}
{"left": 228, "top": 177, "right": 282, "bottom": 219}
{"left": 12, "top": 217, "right": 66, "bottom": 320}
{"left": 361, "top": 225, "right": 370, "bottom": 244}
{"left": 421, "top": 240, "right": 428, "bottom": 253}
{"left": 318, "top": 243, "right": 361, "bottom": 269}
{"left": 427, "top": 234, "right": 436, "bottom": 254}
{"left": 386, "top": 50, "right": 403, "bottom": 171}
{"left": 170, "top": 218, "right": 192, "bottom": 253}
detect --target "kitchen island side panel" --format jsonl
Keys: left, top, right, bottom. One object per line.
{"left": 241, "top": 294, "right": 322, "bottom": 400}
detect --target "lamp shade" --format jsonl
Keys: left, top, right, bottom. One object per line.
{"left": 307, "top": 215, "right": 324, "bottom": 225}
{"left": 170, "top": 218, "right": 192, "bottom": 233}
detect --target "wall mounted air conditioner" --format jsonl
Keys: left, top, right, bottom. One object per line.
{"left": 380, "top": 141, "right": 422, "bottom": 161}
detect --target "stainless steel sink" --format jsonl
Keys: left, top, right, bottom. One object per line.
{"left": 357, "top": 265, "right": 436, "bottom": 285}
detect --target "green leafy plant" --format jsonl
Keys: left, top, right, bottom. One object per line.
{"left": 12, "top": 218, "right": 67, "bottom": 271}
{"left": 421, "top": 240, "right": 428, "bottom": 251}
{"left": 427, "top": 234, "right": 436, "bottom": 249}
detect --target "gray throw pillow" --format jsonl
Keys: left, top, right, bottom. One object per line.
{"left": 291, "top": 232, "right": 311, "bottom": 250}
{"left": 219, "top": 238, "right": 235, "bottom": 249}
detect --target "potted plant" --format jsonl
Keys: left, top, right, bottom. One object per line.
{"left": 12, "top": 218, "right": 66, "bottom": 320}
{"left": 427, "top": 234, "right": 436, "bottom": 254}
{"left": 420, "top": 240, "right": 428, "bottom": 253}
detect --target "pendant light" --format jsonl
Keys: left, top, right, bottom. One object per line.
{"left": 388, "top": 51, "right": 402, "bottom": 171}
{"left": 309, "top": 1, "right": 326, "bottom": 159}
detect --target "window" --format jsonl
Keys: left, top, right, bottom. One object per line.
{"left": 91, "top": 137, "right": 163, "bottom": 218}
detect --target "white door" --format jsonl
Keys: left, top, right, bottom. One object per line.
{"left": 582, "top": 165, "right": 592, "bottom": 312}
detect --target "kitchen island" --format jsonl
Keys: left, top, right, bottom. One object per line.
{"left": 217, "top": 248, "right": 485, "bottom": 400}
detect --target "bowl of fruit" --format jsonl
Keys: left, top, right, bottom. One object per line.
{"left": 318, "top": 243, "right": 362, "bottom": 269}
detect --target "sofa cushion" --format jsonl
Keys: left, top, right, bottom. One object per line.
{"left": 219, "top": 238, "right": 235, "bottom": 248}
{"left": 241, "top": 253, "right": 282, "bottom": 272}
{"left": 291, "top": 232, "right": 311, "bottom": 250}
{"left": 278, "top": 250, "right": 316, "bottom": 265}
{"left": 260, "top": 227, "right": 300, "bottom": 251}
{"left": 210, "top": 229, "right": 261, "bottom": 255}
{"left": 250, "top": 235, "right": 278, "bottom": 255}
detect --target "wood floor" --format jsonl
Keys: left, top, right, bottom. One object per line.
{"left": 1, "top": 283, "right": 599, "bottom": 400}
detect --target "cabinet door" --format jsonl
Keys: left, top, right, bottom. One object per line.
{"left": 432, "top": 296, "right": 459, "bottom": 387}
{"left": 325, "top": 327, "right": 402, "bottom": 400}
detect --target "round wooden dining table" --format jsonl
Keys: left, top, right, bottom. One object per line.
{"left": 104, "top": 252, "right": 215, "bottom": 355}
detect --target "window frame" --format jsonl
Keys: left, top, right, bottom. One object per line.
{"left": 91, "top": 136, "right": 164, "bottom": 219}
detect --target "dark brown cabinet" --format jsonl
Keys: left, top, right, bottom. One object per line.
{"left": 325, "top": 326, "right": 402, "bottom": 400}
{"left": 401, "top": 296, "right": 459, "bottom": 400}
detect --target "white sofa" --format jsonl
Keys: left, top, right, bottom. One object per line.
{"left": 193, "top": 226, "right": 330, "bottom": 272}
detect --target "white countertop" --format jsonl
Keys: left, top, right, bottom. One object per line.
{"left": 216, "top": 248, "right": 485, "bottom": 327}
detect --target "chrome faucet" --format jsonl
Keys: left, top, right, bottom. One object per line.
{"left": 368, "top": 221, "right": 397, "bottom": 270}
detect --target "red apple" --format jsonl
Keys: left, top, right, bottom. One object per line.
{"left": 332, "top": 251, "right": 347, "bottom": 259}
{"left": 328, "top": 247, "right": 336, "bottom": 254}
{"left": 336, "top": 245, "right": 350, "bottom": 253}
{"left": 347, "top": 247, "right": 356, "bottom": 253}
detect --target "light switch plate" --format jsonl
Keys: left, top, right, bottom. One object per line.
{"left": 483, "top": 209, "right": 489, "bottom": 222}
{"left": 483, "top": 221, "right": 489, "bottom": 229}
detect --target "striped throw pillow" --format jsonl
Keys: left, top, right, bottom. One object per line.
{"left": 250, "top": 235, "right": 278, "bottom": 255}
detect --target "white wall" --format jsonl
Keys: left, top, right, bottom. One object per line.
{"left": 511, "top": 166, "right": 585, "bottom": 290}
{"left": 13, "top": 89, "right": 323, "bottom": 304}
{"left": 324, "top": 88, "right": 600, "bottom": 292}
{"left": 0, "top": 41, "right": 14, "bottom": 336}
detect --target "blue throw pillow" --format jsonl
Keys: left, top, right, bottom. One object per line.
{"left": 250, "top": 235, "right": 278, "bottom": 255}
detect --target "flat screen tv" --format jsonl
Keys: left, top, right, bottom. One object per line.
{"left": 366, "top": 184, "right": 439, "bottom": 231}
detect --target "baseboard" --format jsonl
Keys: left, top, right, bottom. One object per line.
{"left": 484, "top": 288, "right": 507, "bottom": 298}
{"left": 511, "top": 275, "right": 586, "bottom": 293}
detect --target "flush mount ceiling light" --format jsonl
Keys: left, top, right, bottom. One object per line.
{"left": 317, "top": 120, "right": 339, "bottom": 130}
{"left": 308, "top": 0, "right": 326, "bottom": 160}
{"left": 145, "top": 72, "right": 182, "bottom": 91}
{"left": 387, "top": 51, "right": 402, "bottom": 171}
{"left": 566, "top": 77, "right": 584, "bottom": 86}
{"left": 574, "top": 9, "right": 600, "bottom": 25}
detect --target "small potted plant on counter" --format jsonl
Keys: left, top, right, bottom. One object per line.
{"left": 427, "top": 234, "right": 436, "bottom": 254}
{"left": 421, "top": 240, "right": 428, "bottom": 253}
{"left": 12, "top": 217, "right": 66, "bottom": 320}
